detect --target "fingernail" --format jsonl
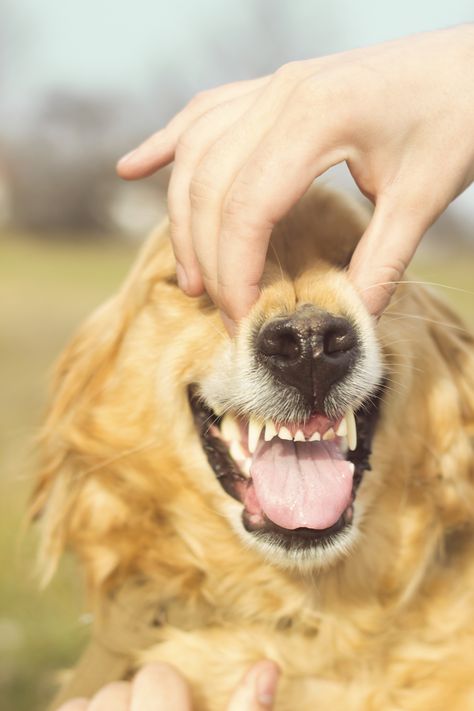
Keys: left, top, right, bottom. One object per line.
{"left": 256, "top": 663, "right": 279, "bottom": 706}
{"left": 118, "top": 149, "right": 138, "bottom": 165}
{"left": 176, "top": 263, "right": 189, "bottom": 292}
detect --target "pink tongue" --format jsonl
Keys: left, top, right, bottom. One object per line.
{"left": 250, "top": 438, "right": 353, "bottom": 530}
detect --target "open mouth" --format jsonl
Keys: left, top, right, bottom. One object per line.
{"left": 188, "top": 385, "right": 381, "bottom": 552}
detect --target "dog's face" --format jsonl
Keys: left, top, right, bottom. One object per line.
{"left": 192, "top": 260, "right": 382, "bottom": 568}
{"left": 34, "top": 188, "right": 474, "bottom": 587}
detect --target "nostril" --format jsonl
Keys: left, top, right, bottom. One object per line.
{"left": 257, "top": 324, "right": 302, "bottom": 362}
{"left": 255, "top": 308, "right": 360, "bottom": 411}
{"left": 323, "top": 326, "right": 357, "bottom": 357}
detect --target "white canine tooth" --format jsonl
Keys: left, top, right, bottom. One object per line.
{"left": 323, "top": 428, "right": 336, "bottom": 441}
{"left": 230, "top": 440, "right": 246, "bottom": 462}
{"left": 294, "top": 429, "right": 305, "bottom": 442}
{"left": 242, "top": 458, "right": 252, "bottom": 477}
{"left": 221, "top": 414, "right": 240, "bottom": 443}
{"left": 278, "top": 426, "right": 292, "bottom": 441}
{"left": 347, "top": 461, "right": 355, "bottom": 474}
{"left": 336, "top": 419, "right": 347, "bottom": 437}
{"left": 248, "top": 418, "right": 264, "bottom": 454}
{"left": 264, "top": 420, "right": 277, "bottom": 442}
{"left": 309, "top": 431, "right": 321, "bottom": 442}
{"left": 346, "top": 409, "right": 357, "bottom": 451}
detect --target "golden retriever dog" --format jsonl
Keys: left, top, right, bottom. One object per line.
{"left": 32, "top": 186, "right": 474, "bottom": 710}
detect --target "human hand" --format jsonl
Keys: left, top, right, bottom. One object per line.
{"left": 56, "top": 660, "right": 280, "bottom": 711}
{"left": 117, "top": 25, "right": 474, "bottom": 325}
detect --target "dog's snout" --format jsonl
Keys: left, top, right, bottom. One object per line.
{"left": 256, "top": 304, "right": 359, "bottom": 409}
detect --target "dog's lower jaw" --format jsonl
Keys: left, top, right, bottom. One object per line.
{"left": 189, "top": 381, "right": 380, "bottom": 570}
{"left": 219, "top": 492, "right": 365, "bottom": 571}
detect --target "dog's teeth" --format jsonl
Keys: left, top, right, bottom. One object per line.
{"left": 347, "top": 461, "right": 355, "bottom": 474}
{"left": 221, "top": 414, "right": 240, "bottom": 443}
{"left": 230, "top": 440, "right": 246, "bottom": 462}
{"left": 322, "top": 428, "right": 335, "bottom": 441}
{"left": 278, "top": 426, "right": 292, "bottom": 441}
{"left": 248, "top": 418, "right": 264, "bottom": 453}
{"left": 309, "top": 431, "right": 321, "bottom": 441}
{"left": 294, "top": 429, "right": 305, "bottom": 442}
{"left": 264, "top": 420, "right": 277, "bottom": 442}
{"left": 336, "top": 419, "right": 347, "bottom": 437}
{"left": 346, "top": 409, "right": 357, "bottom": 451}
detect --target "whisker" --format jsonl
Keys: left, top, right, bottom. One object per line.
{"left": 82, "top": 439, "right": 161, "bottom": 477}
{"left": 205, "top": 319, "right": 228, "bottom": 341}
{"left": 384, "top": 312, "right": 470, "bottom": 334}
{"left": 269, "top": 241, "right": 287, "bottom": 285}
{"left": 361, "top": 279, "right": 474, "bottom": 297}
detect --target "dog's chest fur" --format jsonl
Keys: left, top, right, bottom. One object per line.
{"left": 72, "top": 527, "right": 474, "bottom": 711}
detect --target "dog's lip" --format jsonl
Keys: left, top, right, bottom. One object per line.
{"left": 188, "top": 383, "right": 381, "bottom": 547}
{"left": 242, "top": 504, "right": 353, "bottom": 543}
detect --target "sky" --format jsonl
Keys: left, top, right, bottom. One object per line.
{"left": 2, "top": 0, "right": 474, "bottom": 225}
{"left": 6, "top": 0, "right": 474, "bottom": 106}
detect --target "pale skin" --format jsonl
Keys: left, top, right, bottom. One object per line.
{"left": 57, "top": 661, "right": 279, "bottom": 711}
{"left": 117, "top": 25, "right": 474, "bottom": 330}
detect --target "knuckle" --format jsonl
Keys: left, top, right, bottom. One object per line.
{"left": 186, "top": 90, "right": 211, "bottom": 110}
{"left": 222, "top": 191, "right": 273, "bottom": 233}
{"left": 166, "top": 181, "right": 186, "bottom": 232}
{"left": 222, "top": 191, "right": 250, "bottom": 222}
{"left": 298, "top": 71, "right": 348, "bottom": 113}
{"left": 175, "top": 130, "right": 197, "bottom": 162}
{"left": 175, "top": 116, "right": 220, "bottom": 162}
{"left": 167, "top": 212, "right": 184, "bottom": 247}
{"left": 189, "top": 172, "right": 217, "bottom": 207}
{"left": 374, "top": 260, "right": 408, "bottom": 290}
{"left": 274, "top": 60, "right": 303, "bottom": 83}
{"left": 216, "top": 276, "right": 233, "bottom": 292}
{"left": 195, "top": 88, "right": 217, "bottom": 104}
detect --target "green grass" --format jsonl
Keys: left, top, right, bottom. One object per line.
{"left": 0, "top": 232, "right": 134, "bottom": 711}
{"left": 0, "top": 230, "right": 472, "bottom": 711}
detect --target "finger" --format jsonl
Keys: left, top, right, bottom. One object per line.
{"left": 88, "top": 681, "right": 131, "bottom": 711}
{"left": 130, "top": 662, "right": 192, "bottom": 711}
{"left": 215, "top": 96, "right": 346, "bottom": 323}
{"left": 168, "top": 89, "right": 263, "bottom": 295}
{"left": 190, "top": 102, "right": 281, "bottom": 303}
{"left": 347, "top": 198, "right": 428, "bottom": 316}
{"left": 189, "top": 67, "right": 323, "bottom": 307}
{"left": 116, "top": 77, "right": 269, "bottom": 179}
{"left": 56, "top": 700, "right": 88, "bottom": 711}
{"left": 226, "top": 661, "right": 280, "bottom": 711}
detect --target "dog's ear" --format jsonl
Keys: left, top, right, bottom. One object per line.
{"left": 30, "top": 293, "right": 126, "bottom": 582}
{"left": 411, "top": 286, "right": 474, "bottom": 524}
{"left": 31, "top": 222, "right": 175, "bottom": 584}
{"left": 414, "top": 286, "right": 474, "bottom": 418}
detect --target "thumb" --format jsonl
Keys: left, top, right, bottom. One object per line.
{"left": 348, "top": 200, "right": 427, "bottom": 317}
{"left": 226, "top": 661, "right": 280, "bottom": 711}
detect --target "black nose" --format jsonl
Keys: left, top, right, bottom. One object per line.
{"left": 256, "top": 304, "right": 359, "bottom": 410}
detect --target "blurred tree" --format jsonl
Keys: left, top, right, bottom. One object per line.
{"left": 8, "top": 90, "right": 133, "bottom": 233}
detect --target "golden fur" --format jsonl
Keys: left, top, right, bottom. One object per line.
{"left": 33, "top": 187, "right": 474, "bottom": 710}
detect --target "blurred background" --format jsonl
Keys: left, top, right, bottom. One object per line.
{"left": 1, "top": 1, "right": 473, "bottom": 709}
